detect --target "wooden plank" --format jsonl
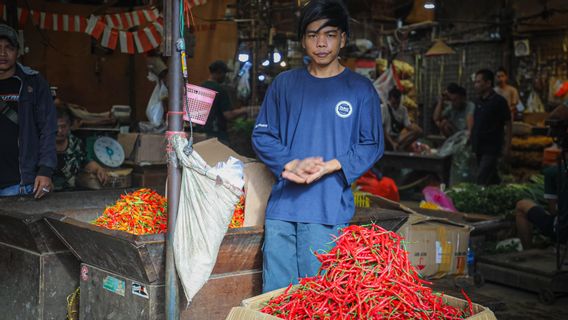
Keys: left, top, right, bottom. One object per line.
{"left": 181, "top": 270, "right": 263, "bottom": 320}
{"left": 379, "top": 151, "right": 452, "bottom": 184}
{"left": 213, "top": 227, "right": 264, "bottom": 274}
{"left": 477, "top": 249, "right": 559, "bottom": 277}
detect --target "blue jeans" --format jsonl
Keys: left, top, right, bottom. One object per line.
{"left": 0, "top": 184, "right": 33, "bottom": 196}
{"left": 262, "top": 219, "right": 347, "bottom": 293}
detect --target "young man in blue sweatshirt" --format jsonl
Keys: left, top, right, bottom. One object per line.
{"left": 252, "top": 0, "right": 384, "bottom": 292}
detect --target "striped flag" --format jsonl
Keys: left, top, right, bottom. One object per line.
{"left": 119, "top": 31, "right": 135, "bottom": 54}
{"left": 17, "top": 8, "right": 29, "bottom": 28}
{"left": 100, "top": 26, "right": 118, "bottom": 50}
{"left": 0, "top": 4, "right": 6, "bottom": 21}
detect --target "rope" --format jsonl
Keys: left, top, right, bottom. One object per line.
{"left": 66, "top": 287, "right": 80, "bottom": 320}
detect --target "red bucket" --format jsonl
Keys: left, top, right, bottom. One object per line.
{"left": 183, "top": 84, "right": 217, "bottom": 125}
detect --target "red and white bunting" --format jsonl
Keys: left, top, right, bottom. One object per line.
{"left": 2, "top": 5, "right": 183, "bottom": 54}
{"left": 144, "top": 26, "right": 160, "bottom": 48}
{"left": 17, "top": 8, "right": 29, "bottom": 28}
{"left": 0, "top": 4, "right": 7, "bottom": 21}
{"left": 119, "top": 31, "right": 135, "bottom": 54}
{"left": 100, "top": 26, "right": 118, "bottom": 50}
{"left": 103, "top": 7, "right": 159, "bottom": 30}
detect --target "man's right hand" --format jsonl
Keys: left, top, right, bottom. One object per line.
{"left": 282, "top": 157, "right": 324, "bottom": 183}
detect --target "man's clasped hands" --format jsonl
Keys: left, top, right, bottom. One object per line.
{"left": 282, "top": 157, "right": 342, "bottom": 184}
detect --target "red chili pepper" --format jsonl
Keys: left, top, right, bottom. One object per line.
{"left": 260, "top": 224, "right": 474, "bottom": 319}
{"left": 229, "top": 194, "right": 246, "bottom": 228}
{"left": 93, "top": 188, "right": 168, "bottom": 235}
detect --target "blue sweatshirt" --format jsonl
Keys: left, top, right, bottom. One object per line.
{"left": 252, "top": 67, "right": 384, "bottom": 225}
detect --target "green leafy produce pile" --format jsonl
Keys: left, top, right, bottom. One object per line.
{"left": 446, "top": 175, "right": 545, "bottom": 216}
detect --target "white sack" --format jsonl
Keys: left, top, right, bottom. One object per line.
{"left": 171, "top": 135, "right": 243, "bottom": 303}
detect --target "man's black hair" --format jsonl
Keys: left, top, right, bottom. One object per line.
{"left": 209, "top": 60, "right": 231, "bottom": 74}
{"left": 388, "top": 88, "right": 402, "bottom": 100}
{"left": 56, "top": 106, "right": 74, "bottom": 124}
{"left": 447, "top": 83, "right": 466, "bottom": 97}
{"left": 496, "top": 67, "right": 508, "bottom": 76}
{"left": 476, "top": 69, "right": 495, "bottom": 87}
{"left": 298, "top": 0, "right": 350, "bottom": 40}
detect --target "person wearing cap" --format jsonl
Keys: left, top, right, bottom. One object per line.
{"left": 433, "top": 83, "right": 474, "bottom": 137}
{"left": 0, "top": 24, "right": 56, "bottom": 198}
{"left": 199, "top": 60, "right": 247, "bottom": 142}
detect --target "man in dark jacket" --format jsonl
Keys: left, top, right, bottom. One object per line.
{"left": 471, "top": 69, "right": 512, "bottom": 185}
{"left": 0, "top": 24, "right": 56, "bottom": 198}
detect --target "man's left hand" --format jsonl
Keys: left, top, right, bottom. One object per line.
{"left": 305, "top": 159, "right": 342, "bottom": 184}
{"left": 33, "top": 175, "right": 52, "bottom": 199}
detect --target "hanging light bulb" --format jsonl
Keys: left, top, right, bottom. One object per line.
{"left": 261, "top": 59, "right": 270, "bottom": 67}
{"left": 238, "top": 53, "right": 250, "bottom": 63}
{"left": 424, "top": 1, "right": 436, "bottom": 10}
{"left": 280, "top": 61, "right": 287, "bottom": 67}
{"left": 273, "top": 51, "right": 282, "bottom": 63}
{"left": 258, "top": 74, "right": 266, "bottom": 81}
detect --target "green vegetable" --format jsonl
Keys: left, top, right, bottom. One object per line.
{"left": 447, "top": 175, "right": 545, "bottom": 216}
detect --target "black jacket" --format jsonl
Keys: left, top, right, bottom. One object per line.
{"left": 14, "top": 63, "right": 57, "bottom": 185}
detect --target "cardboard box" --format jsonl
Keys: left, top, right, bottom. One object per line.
{"left": 118, "top": 133, "right": 167, "bottom": 165}
{"left": 397, "top": 213, "right": 471, "bottom": 279}
{"left": 129, "top": 164, "right": 167, "bottom": 187}
{"left": 193, "top": 138, "right": 275, "bottom": 227}
{"left": 225, "top": 286, "right": 496, "bottom": 320}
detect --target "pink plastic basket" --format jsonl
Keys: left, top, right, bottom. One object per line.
{"left": 183, "top": 83, "right": 217, "bottom": 125}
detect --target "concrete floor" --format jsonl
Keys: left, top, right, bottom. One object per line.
{"left": 475, "top": 282, "right": 568, "bottom": 320}
{"left": 432, "top": 277, "right": 568, "bottom": 320}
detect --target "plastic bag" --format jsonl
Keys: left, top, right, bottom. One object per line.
{"left": 438, "top": 130, "right": 468, "bottom": 157}
{"left": 373, "top": 65, "right": 395, "bottom": 106}
{"left": 171, "top": 135, "right": 243, "bottom": 303}
{"left": 437, "top": 130, "right": 476, "bottom": 185}
{"left": 422, "top": 186, "right": 457, "bottom": 212}
{"left": 146, "top": 72, "right": 167, "bottom": 126}
{"left": 237, "top": 63, "right": 251, "bottom": 100}
{"left": 526, "top": 90, "right": 544, "bottom": 113}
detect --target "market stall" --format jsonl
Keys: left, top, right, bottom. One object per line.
{"left": 43, "top": 193, "right": 408, "bottom": 319}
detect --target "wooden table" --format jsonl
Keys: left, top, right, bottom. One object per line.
{"left": 378, "top": 151, "right": 452, "bottom": 185}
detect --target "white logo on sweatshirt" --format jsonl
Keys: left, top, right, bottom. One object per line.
{"left": 335, "top": 101, "right": 353, "bottom": 118}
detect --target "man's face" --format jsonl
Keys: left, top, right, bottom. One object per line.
{"left": 449, "top": 93, "right": 464, "bottom": 106}
{"left": 302, "top": 19, "right": 346, "bottom": 68}
{"left": 474, "top": 74, "right": 491, "bottom": 95}
{"left": 388, "top": 96, "right": 401, "bottom": 109}
{"left": 0, "top": 38, "right": 17, "bottom": 78}
{"left": 496, "top": 71, "right": 507, "bottom": 85}
{"left": 56, "top": 118, "right": 70, "bottom": 143}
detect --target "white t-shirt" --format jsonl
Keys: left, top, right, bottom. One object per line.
{"left": 381, "top": 104, "right": 411, "bottom": 137}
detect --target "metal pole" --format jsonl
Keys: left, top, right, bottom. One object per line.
{"left": 165, "top": 0, "right": 182, "bottom": 318}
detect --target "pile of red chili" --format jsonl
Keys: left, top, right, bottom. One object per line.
{"left": 260, "top": 224, "right": 474, "bottom": 319}
{"left": 229, "top": 194, "right": 245, "bottom": 228}
{"left": 93, "top": 188, "right": 167, "bottom": 235}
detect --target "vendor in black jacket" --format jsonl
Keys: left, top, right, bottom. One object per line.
{"left": 470, "top": 69, "right": 512, "bottom": 186}
{"left": 0, "top": 24, "right": 56, "bottom": 198}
